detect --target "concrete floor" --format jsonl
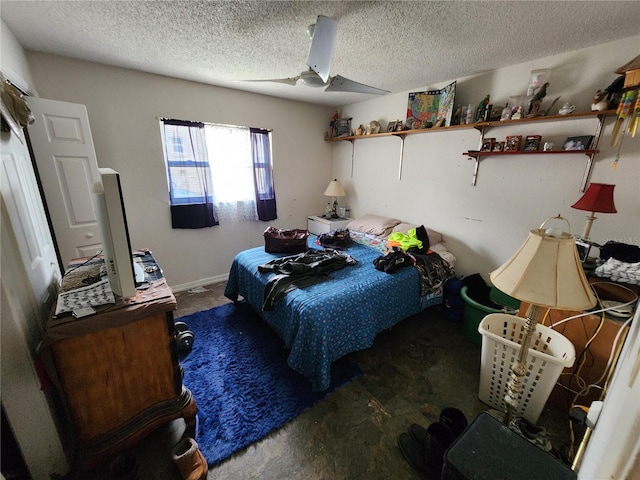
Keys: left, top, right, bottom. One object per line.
{"left": 83, "top": 281, "right": 573, "bottom": 479}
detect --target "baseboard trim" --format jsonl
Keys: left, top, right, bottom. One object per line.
{"left": 170, "top": 274, "right": 229, "bottom": 293}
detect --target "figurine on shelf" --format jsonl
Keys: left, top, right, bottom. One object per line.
{"left": 355, "top": 124, "right": 364, "bottom": 136}
{"left": 477, "top": 95, "right": 490, "bottom": 122}
{"left": 591, "top": 90, "right": 609, "bottom": 111}
{"left": 511, "top": 107, "right": 523, "bottom": 120}
{"left": 527, "top": 82, "right": 549, "bottom": 115}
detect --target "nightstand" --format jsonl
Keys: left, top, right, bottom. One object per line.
{"left": 307, "top": 215, "right": 352, "bottom": 235}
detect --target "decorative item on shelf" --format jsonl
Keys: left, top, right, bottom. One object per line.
{"left": 526, "top": 69, "right": 549, "bottom": 97}
{"left": 523, "top": 135, "right": 542, "bottom": 151}
{"left": 333, "top": 117, "right": 352, "bottom": 138}
{"left": 412, "top": 119, "right": 422, "bottom": 130}
{"left": 500, "top": 103, "right": 511, "bottom": 121}
{"left": 422, "top": 120, "right": 434, "bottom": 128}
{"left": 395, "top": 120, "right": 404, "bottom": 132}
{"left": 562, "top": 135, "right": 594, "bottom": 150}
{"left": 508, "top": 95, "right": 528, "bottom": 117}
{"left": 405, "top": 81, "right": 457, "bottom": 129}
{"left": 527, "top": 82, "right": 549, "bottom": 117}
{"left": 476, "top": 94, "right": 490, "bottom": 122}
{"left": 387, "top": 120, "right": 397, "bottom": 132}
{"left": 368, "top": 120, "right": 381, "bottom": 134}
{"left": 543, "top": 142, "right": 554, "bottom": 151}
{"left": 603, "top": 76, "right": 625, "bottom": 108}
{"left": 489, "top": 215, "right": 596, "bottom": 425}
{"left": 611, "top": 89, "right": 638, "bottom": 147}
{"left": 461, "top": 104, "right": 476, "bottom": 125}
{"left": 511, "top": 107, "right": 523, "bottom": 120}
{"left": 493, "top": 141, "right": 505, "bottom": 152}
{"left": 355, "top": 124, "right": 365, "bottom": 136}
{"left": 481, "top": 138, "right": 495, "bottom": 152}
{"left": 483, "top": 104, "right": 493, "bottom": 121}
{"left": 329, "top": 110, "right": 340, "bottom": 136}
{"left": 571, "top": 183, "right": 617, "bottom": 240}
{"left": 323, "top": 178, "right": 346, "bottom": 219}
{"left": 452, "top": 105, "right": 462, "bottom": 125}
{"left": 505, "top": 135, "right": 522, "bottom": 151}
{"left": 591, "top": 90, "right": 609, "bottom": 111}
{"left": 615, "top": 54, "right": 640, "bottom": 90}
{"left": 558, "top": 102, "right": 575, "bottom": 115}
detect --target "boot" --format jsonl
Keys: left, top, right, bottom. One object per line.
{"left": 171, "top": 437, "right": 208, "bottom": 480}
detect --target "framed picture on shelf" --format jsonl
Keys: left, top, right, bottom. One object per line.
{"left": 493, "top": 141, "right": 505, "bottom": 152}
{"left": 481, "top": 138, "right": 495, "bottom": 152}
{"left": 505, "top": 135, "right": 522, "bottom": 151}
{"left": 563, "top": 135, "right": 594, "bottom": 150}
{"left": 387, "top": 121, "right": 397, "bottom": 132}
{"left": 523, "top": 135, "right": 542, "bottom": 151}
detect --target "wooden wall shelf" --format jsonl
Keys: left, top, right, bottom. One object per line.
{"left": 464, "top": 149, "right": 600, "bottom": 159}
{"left": 325, "top": 110, "right": 617, "bottom": 184}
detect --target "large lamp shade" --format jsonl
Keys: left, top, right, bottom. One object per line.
{"left": 490, "top": 228, "right": 596, "bottom": 311}
{"left": 571, "top": 183, "right": 617, "bottom": 240}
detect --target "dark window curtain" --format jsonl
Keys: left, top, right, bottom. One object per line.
{"left": 250, "top": 128, "right": 277, "bottom": 221}
{"left": 162, "top": 119, "right": 218, "bottom": 229}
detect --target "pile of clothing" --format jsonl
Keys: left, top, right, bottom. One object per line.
{"left": 258, "top": 249, "right": 356, "bottom": 310}
{"left": 373, "top": 225, "right": 455, "bottom": 295}
{"left": 595, "top": 241, "right": 640, "bottom": 285}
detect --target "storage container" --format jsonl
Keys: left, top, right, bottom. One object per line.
{"left": 478, "top": 313, "right": 575, "bottom": 423}
{"left": 461, "top": 286, "right": 501, "bottom": 345}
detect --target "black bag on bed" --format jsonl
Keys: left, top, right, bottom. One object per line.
{"left": 317, "top": 228, "right": 352, "bottom": 249}
{"left": 264, "top": 226, "right": 309, "bottom": 254}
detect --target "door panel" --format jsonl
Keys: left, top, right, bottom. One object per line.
{"left": 1, "top": 129, "right": 60, "bottom": 323}
{"left": 26, "top": 97, "right": 102, "bottom": 267}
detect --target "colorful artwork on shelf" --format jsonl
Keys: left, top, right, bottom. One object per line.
{"left": 406, "top": 81, "right": 457, "bottom": 129}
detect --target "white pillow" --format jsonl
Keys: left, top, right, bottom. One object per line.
{"left": 346, "top": 214, "right": 401, "bottom": 237}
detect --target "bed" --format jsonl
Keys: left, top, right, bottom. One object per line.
{"left": 224, "top": 214, "right": 456, "bottom": 390}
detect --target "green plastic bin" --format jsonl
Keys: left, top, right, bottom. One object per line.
{"left": 489, "top": 286, "right": 521, "bottom": 311}
{"left": 461, "top": 286, "right": 502, "bottom": 345}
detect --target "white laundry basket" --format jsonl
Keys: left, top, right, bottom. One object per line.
{"left": 478, "top": 313, "right": 575, "bottom": 423}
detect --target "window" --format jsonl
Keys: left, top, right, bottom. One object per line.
{"left": 160, "top": 119, "right": 277, "bottom": 228}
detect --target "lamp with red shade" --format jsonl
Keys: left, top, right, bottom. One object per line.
{"left": 571, "top": 183, "right": 617, "bottom": 240}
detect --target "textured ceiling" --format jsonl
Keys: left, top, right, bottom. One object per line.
{"left": 2, "top": 1, "right": 639, "bottom": 107}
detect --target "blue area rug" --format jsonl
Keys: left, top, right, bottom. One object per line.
{"left": 178, "top": 301, "right": 362, "bottom": 466}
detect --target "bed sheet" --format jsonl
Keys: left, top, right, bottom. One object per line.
{"left": 224, "top": 241, "right": 442, "bottom": 390}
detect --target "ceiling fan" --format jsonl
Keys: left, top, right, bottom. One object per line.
{"left": 242, "top": 15, "right": 389, "bottom": 95}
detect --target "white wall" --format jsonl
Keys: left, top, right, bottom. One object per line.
{"left": 338, "top": 35, "right": 640, "bottom": 279}
{"left": 26, "top": 53, "right": 335, "bottom": 289}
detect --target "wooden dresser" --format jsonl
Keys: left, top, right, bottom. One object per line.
{"left": 40, "top": 251, "right": 197, "bottom": 472}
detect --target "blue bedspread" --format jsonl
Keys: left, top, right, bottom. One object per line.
{"left": 224, "top": 241, "right": 442, "bottom": 390}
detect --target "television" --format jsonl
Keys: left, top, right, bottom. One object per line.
{"left": 94, "top": 168, "right": 138, "bottom": 298}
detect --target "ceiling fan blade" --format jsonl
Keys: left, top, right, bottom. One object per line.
{"left": 306, "top": 15, "right": 337, "bottom": 83}
{"left": 325, "top": 75, "right": 390, "bottom": 95}
{"left": 238, "top": 77, "right": 298, "bottom": 86}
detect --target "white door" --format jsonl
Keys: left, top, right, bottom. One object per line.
{"left": 1, "top": 127, "right": 68, "bottom": 477}
{"left": 26, "top": 97, "right": 102, "bottom": 267}
{"left": 1, "top": 128, "right": 60, "bottom": 323}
